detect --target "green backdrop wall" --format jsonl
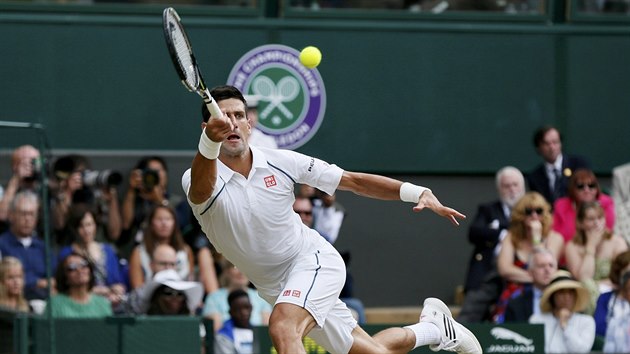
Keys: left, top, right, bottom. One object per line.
{"left": 2, "top": 14, "right": 629, "bottom": 174}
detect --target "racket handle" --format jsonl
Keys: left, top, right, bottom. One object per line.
{"left": 204, "top": 94, "right": 223, "bottom": 120}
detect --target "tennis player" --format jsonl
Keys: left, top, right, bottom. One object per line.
{"left": 183, "top": 85, "right": 481, "bottom": 354}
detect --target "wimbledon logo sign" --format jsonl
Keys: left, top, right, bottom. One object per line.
{"left": 227, "top": 44, "right": 326, "bottom": 150}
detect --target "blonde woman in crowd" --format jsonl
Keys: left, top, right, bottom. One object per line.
{"left": 0, "top": 257, "right": 29, "bottom": 312}
{"left": 494, "top": 192, "right": 564, "bottom": 322}
{"left": 565, "top": 201, "right": 628, "bottom": 313}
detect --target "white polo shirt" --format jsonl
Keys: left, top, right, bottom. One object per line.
{"left": 182, "top": 146, "right": 343, "bottom": 291}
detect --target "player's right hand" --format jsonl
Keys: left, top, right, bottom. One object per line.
{"left": 205, "top": 112, "right": 234, "bottom": 143}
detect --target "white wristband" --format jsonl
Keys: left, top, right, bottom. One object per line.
{"left": 198, "top": 128, "right": 221, "bottom": 160}
{"left": 400, "top": 182, "right": 430, "bottom": 203}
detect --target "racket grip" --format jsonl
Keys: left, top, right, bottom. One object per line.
{"left": 206, "top": 98, "right": 223, "bottom": 120}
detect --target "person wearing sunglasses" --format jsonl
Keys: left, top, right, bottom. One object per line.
{"left": 565, "top": 201, "right": 628, "bottom": 314}
{"left": 141, "top": 268, "right": 202, "bottom": 316}
{"left": 493, "top": 192, "right": 564, "bottom": 323}
{"left": 553, "top": 168, "right": 616, "bottom": 243}
{"left": 47, "top": 252, "right": 112, "bottom": 318}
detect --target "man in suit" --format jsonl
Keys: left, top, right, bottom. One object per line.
{"left": 527, "top": 125, "right": 590, "bottom": 205}
{"left": 457, "top": 166, "right": 525, "bottom": 323}
{"left": 464, "top": 166, "right": 526, "bottom": 293}
{"left": 503, "top": 247, "right": 557, "bottom": 323}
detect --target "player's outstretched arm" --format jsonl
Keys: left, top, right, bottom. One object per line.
{"left": 189, "top": 114, "right": 234, "bottom": 205}
{"left": 337, "top": 171, "right": 465, "bottom": 225}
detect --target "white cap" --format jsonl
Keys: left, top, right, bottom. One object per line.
{"left": 140, "top": 269, "right": 203, "bottom": 313}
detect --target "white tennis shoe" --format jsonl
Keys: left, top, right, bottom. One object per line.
{"left": 419, "top": 297, "right": 482, "bottom": 354}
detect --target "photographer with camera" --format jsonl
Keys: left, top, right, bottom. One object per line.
{"left": 51, "top": 154, "right": 122, "bottom": 247}
{"left": 119, "top": 156, "right": 178, "bottom": 260}
{"left": 0, "top": 145, "right": 41, "bottom": 234}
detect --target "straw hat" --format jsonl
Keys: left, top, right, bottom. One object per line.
{"left": 539, "top": 270, "right": 590, "bottom": 313}
{"left": 140, "top": 269, "right": 203, "bottom": 314}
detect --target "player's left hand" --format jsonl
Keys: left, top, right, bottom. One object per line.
{"left": 412, "top": 190, "right": 466, "bottom": 226}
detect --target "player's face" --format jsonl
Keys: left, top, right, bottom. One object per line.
{"left": 218, "top": 98, "right": 251, "bottom": 157}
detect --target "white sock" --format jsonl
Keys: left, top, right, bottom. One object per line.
{"left": 404, "top": 322, "right": 441, "bottom": 349}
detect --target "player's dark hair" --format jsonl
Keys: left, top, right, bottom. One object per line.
{"left": 532, "top": 125, "right": 562, "bottom": 148}
{"left": 201, "top": 85, "right": 247, "bottom": 122}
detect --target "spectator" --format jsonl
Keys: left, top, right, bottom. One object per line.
{"left": 527, "top": 125, "right": 590, "bottom": 205}
{"left": 47, "top": 252, "right": 112, "bottom": 318}
{"left": 293, "top": 196, "right": 366, "bottom": 324}
{"left": 57, "top": 205, "right": 126, "bottom": 308}
{"left": 292, "top": 196, "right": 314, "bottom": 227}
{"left": 464, "top": 166, "right": 526, "bottom": 293}
{"left": 612, "top": 162, "right": 630, "bottom": 245}
{"left": 214, "top": 289, "right": 254, "bottom": 354}
{"left": 51, "top": 154, "right": 122, "bottom": 246}
{"left": 140, "top": 268, "right": 203, "bottom": 316}
{"left": 458, "top": 167, "right": 526, "bottom": 323}
{"left": 553, "top": 168, "right": 615, "bottom": 243}
{"left": 504, "top": 247, "right": 557, "bottom": 322}
{"left": 529, "top": 270, "right": 595, "bottom": 353}
{"left": 125, "top": 243, "right": 180, "bottom": 314}
{"left": 243, "top": 95, "right": 278, "bottom": 149}
{"left": 593, "top": 250, "right": 630, "bottom": 338}
{"left": 128, "top": 205, "right": 194, "bottom": 289}
{"left": 312, "top": 190, "right": 346, "bottom": 244}
{"left": 0, "top": 145, "right": 41, "bottom": 234}
{"left": 203, "top": 261, "right": 271, "bottom": 332}
{"left": 296, "top": 183, "right": 317, "bottom": 202}
{"left": 120, "top": 156, "right": 178, "bottom": 259}
{"left": 602, "top": 270, "right": 630, "bottom": 353}
{"left": 0, "top": 257, "right": 29, "bottom": 312}
{"left": 0, "top": 191, "right": 54, "bottom": 300}
{"left": 181, "top": 213, "right": 220, "bottom": 296}
{"left": 494, "top": 191, "right": 564, "bottom": 323}
{"left": 565, "top": 201, "right": 628, "bottom": 313}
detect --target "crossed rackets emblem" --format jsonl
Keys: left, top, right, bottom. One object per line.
{"left": 252, "top": 76, "right": 300, "bottom": 125}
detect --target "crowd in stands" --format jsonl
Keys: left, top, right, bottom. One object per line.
{"left": 458, "top": 125, "right": 630, "bottom": 352}
{"left": 0, "top": 134, "right": 359, "bottom": 353}
{"left": 2, "top": 123, "right": 630, "bottom": 353}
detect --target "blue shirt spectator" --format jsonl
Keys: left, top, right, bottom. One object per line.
{"left": 0, "top": 191, "right": 55, "bottom": 300}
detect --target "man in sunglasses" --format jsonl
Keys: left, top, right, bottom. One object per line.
{"left": 527, "top": 125, "right": 590, "bottom": 205}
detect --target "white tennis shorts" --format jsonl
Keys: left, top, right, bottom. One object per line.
{"left": 258, "top": 239, "right": 358, "bottom": 354}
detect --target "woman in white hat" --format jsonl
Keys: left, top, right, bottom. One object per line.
{"left": 529, "top": 269, "right": 595, "bottom": 353}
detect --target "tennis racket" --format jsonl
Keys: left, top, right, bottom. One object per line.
{"left": 162, "top": 7, "right": 222, "bottom": 119}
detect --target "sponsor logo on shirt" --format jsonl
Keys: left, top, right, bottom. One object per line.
{"left": 264, "top": 175, "right": 277, "bottom": 188}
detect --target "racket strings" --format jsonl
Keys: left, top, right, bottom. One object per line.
{"left": 167, "top": 17, "right": 198, "bottom": 89}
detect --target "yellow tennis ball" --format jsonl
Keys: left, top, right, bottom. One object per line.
{"left": 299, "top": 46, "right": 322, "bottom": 69}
